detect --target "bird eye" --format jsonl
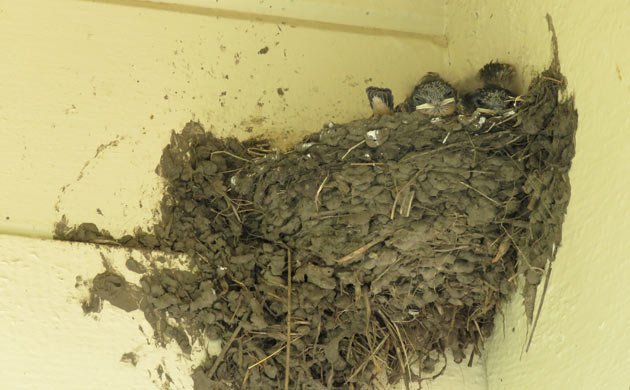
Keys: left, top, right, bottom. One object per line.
{"left": 444, "top": 89, "right": 454, "bottom": 98}
{"left": 474, "top": 97, "right": 485, "bottom": 107}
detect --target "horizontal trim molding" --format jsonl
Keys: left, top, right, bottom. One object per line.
{"left": 82, "top": 0, "right": 446, "bottom": 43}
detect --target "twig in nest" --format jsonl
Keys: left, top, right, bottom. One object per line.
{"left": 347, "top": 335, "right": 390, "bottom": 382}
{"left": 370, "top": 259, "right": 400, "bottom": 286}
{"left": 485, "top": 113, "right": 517, "bottom": 133}
{"left": 473, "top": 320, "right": 485, "bottom": 343}
{"left": 208, "top": 324, "right": 242, "bottom": 379}
{"left": 316, "top": 213, "right": 351, "bottom": 220}
{"left": 390, "top": 191, "right": 401, "bottom": 220}
{"left": 491, "top": 236, "right": 511, "bottom": 263}
{"left": 362, "top": 287, "right": 372, "bottom": 342}
{"left": 526, "top": 257, "right": 553, "bottom": 353}
{"left": 218, "top": 167, "right": 243, "bottom": 175}
{"left": 91, "top": 238, "right": 122, "bottom": 246}
{"left": 376, "top": 309, "right": 411, "bottom": 389}
{"left": 335, "top": 238, "right": 384, "bottom": 264}
{"left": 541, "top": 76, "right": 564, "bottom": 84}
{"left": 390, "top": 171, "right": 422, "bottom": 220}
{"left": 285, "top": 248, "right": 292, "bottom": 390}
{"left": 341, "top": 140, "right": 366, "bottom": 160}
{"left": 467, "top": 347, "right": 475, "bottom": 367}
{"left": 501, "top": 226, "right": 541, "bottom": 273}
{"left": 434, "top": 245, "right": 471, "bottom": 253}
{"left": 222, "top": 194, "right": 242, "bottom": 223}
{"left": 351, "top": 162, "right": 384, "bottom": 167}
{"left": 228, "top": 295, "right": 243, "bottom": 323}
{"left": 242, "top": 343, "right": 285, "bottom": 385}
{"left": 211, "top": 150, "right": 251, "bottom": 163}
{"left": 459, "top": 181, "right": 500, "bottom": 206}
{"left": 314, "top": 174, "right": 329, "bottom": 211}
{"left": 400, "top": 190, "right": 415, "bottom": 218}
{"left": 247, "top": 146, "right": 274, "bottom": 157}
{"left": 241, "top": 335, "right": 305, "bottom": 386}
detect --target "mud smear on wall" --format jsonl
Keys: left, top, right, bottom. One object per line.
{"left": 57, "top": 63, "right": 576, "bottom": 388}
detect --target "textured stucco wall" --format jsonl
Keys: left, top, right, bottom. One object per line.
{"left": 446, "top": 1, "right": 630, "bottom": 389}
{"left": 0, "top": 1, "right": 488, "bottom": 389}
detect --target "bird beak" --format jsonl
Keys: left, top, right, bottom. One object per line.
{"left": 416, "top": 98, "right": 456, "bottom": 111}
{"left": 415, "top": 102, "right": 436, "bottom": 111}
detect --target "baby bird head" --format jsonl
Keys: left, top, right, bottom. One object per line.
{"left": 462, "top": 86, "right": 515, "bottom": 115}
{"left": 459, "top": 62, "right": 518, "bottom": 115}
{"left": 478, "top": 61, "right": 516, "bottom": 89}
{"left": 366, "top": 86, "right": 394, "bottom": 116}
{"left": 409, "top": 73, "right": 457, "bottom": 117}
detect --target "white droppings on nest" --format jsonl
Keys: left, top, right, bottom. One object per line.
{"left": 365, "top": 129, "right": 380, "bottom": 140}
{"left": 298, "top": 142, "right": 315, "bottom": 151}
{"left": 430, "top": 117, "right": 442, "bottom": 124}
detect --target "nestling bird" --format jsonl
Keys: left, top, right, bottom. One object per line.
{"left": 365, "top": 87, "right": 394, "bottom": 117}
{"left": 461, "top": 62, "right": 518, "bottom": 115}
{"left": 394, "top": 100, "right": 410, "bottom": 113}
{"left": 478, "top": 61, "right": 516, "bottom": 89}
{"left": 408, "top": 73, "right": 457, "bottom": 117}
{"left": 462, "top": 86, "right": 516, "bottom": 115}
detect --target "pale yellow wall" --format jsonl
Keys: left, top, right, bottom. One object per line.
{"left": 0, "top": 0, "right": 445, "bottom": 240}
{"left": 0, "top": 235, "right": 212, "bottom": 389}
{"left": 446, "top": 1, "right": 630, "bottom": 389}
{"left": 5, "top": 0, "right": 627, "bottom": 389}
{"left": 0, "top": 1, "right": 489, "bottom": 389}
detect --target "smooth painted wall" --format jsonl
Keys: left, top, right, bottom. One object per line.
{"left": 446, "top": 1, "right": 630, "bottom": 389}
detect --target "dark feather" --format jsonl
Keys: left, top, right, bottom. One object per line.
{"left": 478, "top": 62, "right": 516, "bottom": 88}
{"left": 366, "top": 87, "right": 394, "bottom": 111}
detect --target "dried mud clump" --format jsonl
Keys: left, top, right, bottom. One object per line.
{"left": 57, "top": 66, "right": 576, "bottom": 389}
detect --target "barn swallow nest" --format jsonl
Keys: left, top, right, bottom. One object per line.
{"left": 57, "top": 64, "right": 576, "bottom": 389}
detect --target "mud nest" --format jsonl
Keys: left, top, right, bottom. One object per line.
{"left": 57, "top": 66, "right": 576, "bottom": 389}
